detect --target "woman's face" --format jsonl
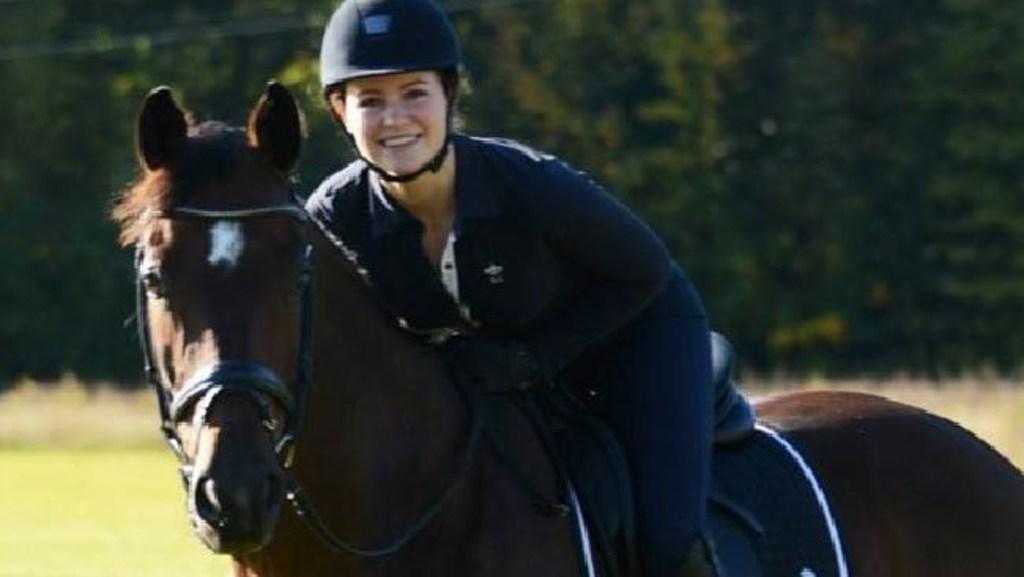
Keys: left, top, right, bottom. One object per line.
{"left": 330, "top": 71, "right": 448, "bottom": 177}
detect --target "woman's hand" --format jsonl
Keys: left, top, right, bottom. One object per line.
{"left": 443, "top": 336, "right": 546, "bottom": 392}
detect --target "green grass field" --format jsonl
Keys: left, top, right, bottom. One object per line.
{"left": 0, "top": 448, "right": 228, "bottom": 577}
{"left": 0, "top": 377, "right": 1021, "bottom": 576}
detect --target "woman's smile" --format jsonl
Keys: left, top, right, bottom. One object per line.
{"left": 378, "top": 133, "right": 421, "bottom": 150}
{"left": 379, "top": 134, "right": 422, "bottom": 149}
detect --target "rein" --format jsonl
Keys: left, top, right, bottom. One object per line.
{"left": 286, "top": 356, "right": 484, "bottom": 557}
{"left": 134, "top": 197, "right": 484, "bottom": 559}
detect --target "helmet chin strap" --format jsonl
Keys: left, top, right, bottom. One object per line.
{"left": 371, "top": 133, "right": 451, "bottom": 183}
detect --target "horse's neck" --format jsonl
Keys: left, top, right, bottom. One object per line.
{"left": 251, "top": 236, "right": 579, "bottom": 576}
{"left": 297, "top": 231, "right": 468, "bottom": 536}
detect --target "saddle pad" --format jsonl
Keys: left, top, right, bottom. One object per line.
{"left": 712, "top": 424, "right": 849, "bottom": 577}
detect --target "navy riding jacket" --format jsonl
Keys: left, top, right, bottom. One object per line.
{"left": 305, "top": 134, "right": 684, "bottom": 377}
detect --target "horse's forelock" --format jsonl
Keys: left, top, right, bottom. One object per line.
{"left": 190, "top": 120, "right": 238, "bottom": 138}
{"left": 113, "top": 170, "right": 172, "bottom": 247}
{"left": 175, "top": 127, "right": 248, "bottom": 198}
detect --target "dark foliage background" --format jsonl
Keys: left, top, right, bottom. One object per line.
{"left": 1, "top": 0, "right": 1021, "bottom": 387}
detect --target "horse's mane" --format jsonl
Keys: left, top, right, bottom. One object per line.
{"left": 113, "top": 121, "right": 248, "bottom": 247}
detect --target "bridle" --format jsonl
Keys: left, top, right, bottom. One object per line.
{"left": 133, "top": 194, "right": 483, "bottom": 558}
{"left": 134, "top": 199, "right": 314, "bottom": 480}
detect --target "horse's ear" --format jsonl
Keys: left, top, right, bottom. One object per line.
{"left": 248, "top": 80, "right": 302, "bottom": 174}
{"left": 136, "top": 86, "right": 187, "bottom": 171}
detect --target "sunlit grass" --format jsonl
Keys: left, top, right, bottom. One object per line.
{"left": 0, "top": 377, "right": 226, "bottom": 576}
{"left": 0, "top": 448, "right": 228, "bottom": 577}
{"left": 0, "top": 375, "right": 162, "bottom": 448}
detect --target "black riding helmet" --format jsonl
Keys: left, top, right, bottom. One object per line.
{"left": 320, "top": 0, "right": 461, "bottom": 183}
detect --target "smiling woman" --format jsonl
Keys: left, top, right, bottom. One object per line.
{"left": 311, "top": 2, "right": 721, "bottom": 575}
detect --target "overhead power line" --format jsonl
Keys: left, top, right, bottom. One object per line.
{"left": 0, "top": 0, "right": 550, "bottom": 62}
{"left": 0, "top": 15, "right": 322, "bottom": 62}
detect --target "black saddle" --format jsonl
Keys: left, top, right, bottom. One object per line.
{"left": 527, "top": 332, "right": 759, "bottom": 576}
{"left": 710, "top": 331, "right": 757, "bottom": 445}
{"left": 504, "top": 334, "right": 842, "bottom": 577}
{"left": 460, "top": 331, "right": 849, "bottom": 577}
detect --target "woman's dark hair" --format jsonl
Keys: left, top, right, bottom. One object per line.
{"left": 439, "top": 66, "right": 460, "bottom": 103}
{"left": 324, "top": 67, "right": 460, "bottom": 101}
{"left": 322, "top": 66, "right": 463, "bottom": 126}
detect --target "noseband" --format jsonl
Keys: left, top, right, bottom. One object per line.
{"left": 134, "top": 199, "right": 314, "bottom": 479}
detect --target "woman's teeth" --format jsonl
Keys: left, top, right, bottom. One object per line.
{"left": 380, "top": 135, "right": 419, "bottom": 148}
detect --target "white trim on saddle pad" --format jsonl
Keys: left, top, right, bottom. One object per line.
{"left": 756, "top": 424, "right": 850, "bottom": 577}
{"left": 570, "top": 426, "right": 849, "bottom": 577}
{"left": 569, "top": 486, "right": 598, "bottom": 577}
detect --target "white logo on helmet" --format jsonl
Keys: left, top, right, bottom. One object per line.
{"left": 362, "top": 14, "right": 392, "bottom": 35}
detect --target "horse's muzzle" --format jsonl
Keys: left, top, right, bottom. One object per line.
{"left": 189, "top": 469, "right": 284, "bottom": 554}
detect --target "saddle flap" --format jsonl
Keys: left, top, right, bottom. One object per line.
{"left": 710, "top": 427, "right": 848, "bottom": 577}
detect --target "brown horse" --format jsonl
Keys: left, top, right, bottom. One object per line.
{"left": 114, "top": 84, "right": 1024, "bottom": 577}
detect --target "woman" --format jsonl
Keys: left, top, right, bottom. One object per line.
{"left": 307, "top": 1, "right": 718, "bottom": 575}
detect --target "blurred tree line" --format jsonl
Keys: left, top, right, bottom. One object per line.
{"left": 1, "top": 0, "right": 1022, "bottom": 388}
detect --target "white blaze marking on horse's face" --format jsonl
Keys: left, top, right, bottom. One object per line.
{"left": 208, "top": 221, "right": 245, "bottom": 269}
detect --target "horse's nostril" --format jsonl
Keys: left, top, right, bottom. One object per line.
{"left": 204, "top": 478, "right": 222, "bottom": 511}
{"left": 194, "top": 476, "right": 227, "bottom": 527}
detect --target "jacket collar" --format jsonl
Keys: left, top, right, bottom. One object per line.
{"left": 368, "top": 171, "right": 412, "bottom": 238}
{"left": 368, "top": 134, "right": 501, "bottom": 238}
